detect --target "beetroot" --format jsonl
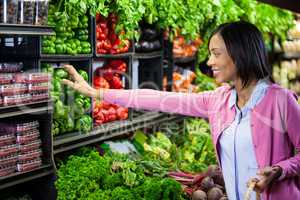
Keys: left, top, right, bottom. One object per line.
{"left": 192, "top": 190, "right": 207, "bottom": 200}
{"left": 207, "top": 187, "right": 223, "bottom": 200}
{"left": 215, "top": 184, "right": 225, "bottom": 192}
{"left": 207, "top": 165, "right": 225, "bottom": 187}
{"left": 200, "top": 176, "right": 215, "bottom": 192}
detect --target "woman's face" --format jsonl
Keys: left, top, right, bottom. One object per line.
{"left": 207, "top": 34, "right": 238, "bottom": 84}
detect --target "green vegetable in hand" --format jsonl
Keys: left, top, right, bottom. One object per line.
{"left": 54, "top": 68, "right": 68, "bottom": 79}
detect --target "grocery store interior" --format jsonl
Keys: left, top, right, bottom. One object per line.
{"left": 0, "top": 0, "right": 299, "bottom": 199}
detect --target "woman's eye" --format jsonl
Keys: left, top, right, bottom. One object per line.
{"left": 213, "top": 52, "right": 220, "bottom": 57}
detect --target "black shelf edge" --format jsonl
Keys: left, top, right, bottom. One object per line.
{"left": 40, "top": 54, "right": 93, "bottom": 61}
{"left": 0, "top": 24, "right": 55, "bottom": 36}
{"left": 95, "top": 52, "right": 133, "bottom": 59}
{"left": 53, "top": 112, "right": 182, "bottom": 154}
{"left": 0, "top": 100, "right": 52, "bottom": 119}
{"left": 0, "top": 164, "right": 54, "bottom": 190}
{"left": 173, "top": 55, "right": 196, "bottom": 64}
{"left": 133, "top": 51, "right": 163, "bottom": 59}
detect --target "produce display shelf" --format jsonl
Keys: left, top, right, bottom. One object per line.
{"left": 95, "top": 52, "right": 133, "bottom": 59}
{"left": 53, "top": 112, "right": 184, "bottom": 154}
{"left": 133, "top": 51, "right": 164, "bottom": 59}
{"left": 173, "top": 55, "right": 197, "bottom": 64}
{"left": 280, "top": 52, "right": 300, "bottom": 60}
{"left": 39, "top": 54, "right": 93, "bottom": 61}
{"left": 0, "top": 100, "right": 52, "bottom": 119}
{"left": 0, "top": 164, "right": 54, "bottom": 190}
{"left": 0, "top": 24, "right": 55, "bottom": 36}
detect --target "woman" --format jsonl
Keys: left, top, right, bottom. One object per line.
{"left": 62, "top": 21, "right": 300, "bottom": 200}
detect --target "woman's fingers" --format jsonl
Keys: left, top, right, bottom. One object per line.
{"left": 257, "top": 167, "right": 273, "bottom": 177}
{"left": 61, "top": 79, "right": 75, "bottom": 89}
{"left": 63, "top": 64, "right": 83, "bottom": 82}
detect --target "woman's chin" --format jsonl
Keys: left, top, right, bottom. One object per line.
{"left": 215, "top": 77, "right": 225, "bottom": 84}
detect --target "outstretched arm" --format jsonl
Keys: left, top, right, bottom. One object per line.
{"left": 62, "top": 64, "right": 214, "bottom": 118}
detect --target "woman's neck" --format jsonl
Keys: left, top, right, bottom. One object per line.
{"left": 234, "top": 79, "right": 258, "bottom": 108}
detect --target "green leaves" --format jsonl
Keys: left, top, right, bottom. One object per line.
{"left": 56, "top": 150, "right": 185, "bottom": 200}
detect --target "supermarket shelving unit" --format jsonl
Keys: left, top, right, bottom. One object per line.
{"left": 0, "top": 18, "right": 184, "bottom": 199}
{"left": 0, "top": 24, "right": 56, "bottom": 193}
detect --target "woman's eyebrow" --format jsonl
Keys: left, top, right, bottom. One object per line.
{"left": 210, "top": 48, "right": 221, "bottom": 52}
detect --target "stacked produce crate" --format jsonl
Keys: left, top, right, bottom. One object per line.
{"left": 0, "top": 0, "right": 49, "bottom": 25}
{"left": 0, "top": 63, "right": 50, "bottom": 106}
{"left": 0, "top": 121, "right": 43, "bottom": 177}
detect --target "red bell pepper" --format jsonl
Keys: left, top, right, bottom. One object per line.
{"left": 93, "top": 76, "right": 110, "bottom": 89}
{"left": 116, "top": 107, "right": 128, "bottom": 120}
{"left": 109, "top": 75, "right": 123, "bottom": 89}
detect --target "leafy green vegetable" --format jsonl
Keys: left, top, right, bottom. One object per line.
{"left": 56, "top": 150, "right": 111, "bottom": 200}
{"left": 56, "top": 149, "right": 186, "bottom": 200}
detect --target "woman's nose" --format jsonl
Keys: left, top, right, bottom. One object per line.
{"left": 207, "top": 56, "right": 213, "bottom": 67}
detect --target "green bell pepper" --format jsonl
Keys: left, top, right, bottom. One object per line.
{"left": 54, "top": 68, "right": 68, "bottom": 79}
{"left": 81, "top": 41, "right": 91, "bottom": 49}
{"left": 52, "top": 79, "right": 62, "bottom": 92}
{"left": 50, "top": 91, "right": 60, "bottom": 102}
{"left": 54, "top": 100, "right": 65, "bottom": 119}
{"left": 66, "top": 115, "right": 75, "bottom": 132}
{"left": 83, "top": 98, "right": 91, "bottom": 111}
{"left": 55, "top": 38, "right": 64, "bottom": 44}
{"left": 80, "top": 15, "right": 88, "bottom": 24}
{"left": 78, "top": 70, "right": 88, "bottom": 81}
{"left": 75, "top": 115, "right": 92, "bottom": 133}
{"left": 78, "top": 34, "right": 88, "bottom": 41}
{"left": 81, "top": 47, "right": 90, "bottom": 54}
{"left": 47, "top": 47, "right": 56, "bottom": 54}
{"left": 52, "top": 120, "right": 60, "bottom": 136}
{"left": 74, "top": 39, "right": 81, "bottom": 47}
{"left": 55, "top": 44, "right": 65, "bottom": 54}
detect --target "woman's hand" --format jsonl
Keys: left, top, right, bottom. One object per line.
{"left": 247, "top": 166, "right": 282, "bottom": 193}
{"left": 61, "top": 64, "right": 100, "bottom": 99}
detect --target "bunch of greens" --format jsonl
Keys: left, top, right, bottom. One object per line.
{"left": 197, "top": 0, "right": 295, "bottom": 62}
{"left": 55, "top": 148, "right": 186, "bottom": 200}
{"left": 133, "top": 118, "right": 217, "bottom": 173}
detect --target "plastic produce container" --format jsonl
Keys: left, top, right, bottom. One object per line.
{"left": 0, "top": 144, "right": 18, "bottom": 157}
{"left": 4, "top": 0, "right": 18, "bottom": 24}
{"left": 19, "top": 0, "right": 35, "bottom": 24}
{"left": 0, "top": 165, "right": 16, "bottom": 177}
{"left": 31, "top": 92, "right": 49, "bottom": 102}
{"left": 0, "top": 83, "right": 28, "bottom": 96}
{"left": 28, "top": 73, "right": 50, "bottom": 83}
{"left": 18, "top": 149, "right": 42, "bottom": 162}
{"left": 3, "top": 93, "right": 31, "bottom": 105}
{"left": 0, "top": 0, "right": 4, "bottom": 23}
{"left": 15, "top": 73, "right": 50, "bottom": 83}
{"left": 0, "top": 62, "right": 23, "bottom": 73}
{"left": 0, "top": 155, "right": 17, "bottom": 167}
{"left": 35, "top": 0, "right": 48, "bottom": 25}
{"left": 0, "top": 134, "right": 15, "bottom": 146}
{"left": 0, "top": 121, "right": 39, "bottom": 133}
{"left": 19, "top": 139, "right": 41, "bottom": 153}
{"left": 14, "top": 73, "right": 28, "bottom": 83}
{"left": 28, "top": 82, "right": 49, "bottom": 93}
{"left": 16, "top": 129, "right": 39, "bottom": 144}
{"left": 16, "top": 120, "right": 39, "bottom": 132}
{"left": 17, "top": 158, "right": 42, "bottom": 172}
{"left": 0, "top": 74, "right": 14, "bottom": 84}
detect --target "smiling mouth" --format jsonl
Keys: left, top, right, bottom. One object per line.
{"left": 212, "top": 69, "right": 220, "bottom": 76}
